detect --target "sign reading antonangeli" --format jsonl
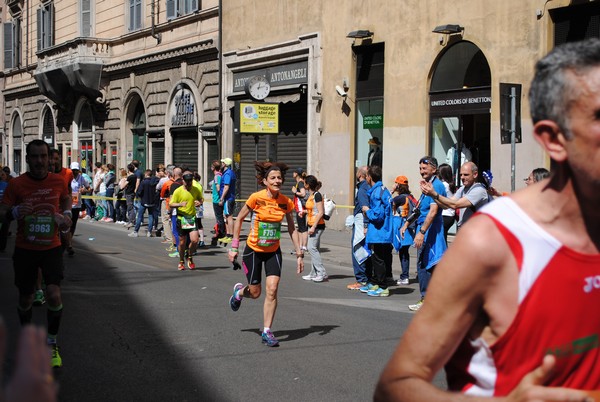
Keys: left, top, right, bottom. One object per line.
{"left": 240, "top": 103, "right": 279, "bottom": 134}
{"left": 363, "top": 114, "right": 383, "bottom": 129}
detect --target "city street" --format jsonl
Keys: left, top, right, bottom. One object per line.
{"left": 0, "top": 217, "right": 446, "bottom": 401}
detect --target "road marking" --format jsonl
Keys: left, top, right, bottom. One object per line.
{"left": 283, "top": 297, "right": 415, "bottom": 313}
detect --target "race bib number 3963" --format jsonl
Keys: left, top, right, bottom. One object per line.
{"left": 24, "top": 215, "right": 56, "bottom": 245}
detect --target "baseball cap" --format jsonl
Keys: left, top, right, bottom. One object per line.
{"left": 70, "top": 162, "right": 80, "bottom": 170}
{"left": 221, "top": 157, "right": 232, "bottom": 166}
{"left": 394, "top": 175, "right": 408, "bottom": 185}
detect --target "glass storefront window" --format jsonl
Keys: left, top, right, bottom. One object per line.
{"left": 355, "top": 99, "right": 384, "bottom": 168}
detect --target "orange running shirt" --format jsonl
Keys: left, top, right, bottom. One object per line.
{"left": 245, "top": 189, "right": 294, "bottom": 253}
{"left": 2, "top": 173, "right": 69, "bottom": 250}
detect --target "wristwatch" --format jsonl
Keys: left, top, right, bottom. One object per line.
{"left": 419, "top": 228, "right": 427, "bottom": 235}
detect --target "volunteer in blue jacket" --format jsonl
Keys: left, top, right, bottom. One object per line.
{"left": 361, "top": 165, "right": 394, "bottom": 297}
{"left": 401, "top": 156, "right": 447, "bottom": 311}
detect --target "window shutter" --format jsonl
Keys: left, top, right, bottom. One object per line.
{"left": 166, "top": 0, "right": 176, "bottom": 20}
{"left": 135, "top": 0, "right": 142, "bottom": 30}
{"left": 48, "top": 3, "right": 54, "bottom": 47}
{"left": 191, "top": 0, "right": 199, "bottom": 13}
{"left": 37, "top": 8, "right": 43, "bottom": 52}
{"left": 81, "top": 0, "right": 91, "bottom": 36}
{"left": 4, "top": 23, "right": 13, "bottom": 69}
{"left": 15, "top": 19, "right": 21, "bottom": 67}
{"left": 129, "top": 0, "right": 135, "bottom": 30}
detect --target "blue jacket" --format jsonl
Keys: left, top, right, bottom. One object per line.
{"left": 354, "top": 179, "right": 371, "bottom": 225}
{"left": 365, "top": 181, "right": 393, "bottom": 244}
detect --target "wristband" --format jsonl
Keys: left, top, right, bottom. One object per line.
{"left": 229, "top": 248, "right": 239, "bottom": 253}
{"left": 231, "top": 238, "right": 240, "bottom": 248}
{"left": 434, "top": 193, "right": 440, "bottom": 201}
{"left": 420, "top": 228, "right": 427, "bottom": 235}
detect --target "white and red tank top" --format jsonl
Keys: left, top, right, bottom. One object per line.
{"left": 446, "top": 197, "right": 600, "bottom": 396}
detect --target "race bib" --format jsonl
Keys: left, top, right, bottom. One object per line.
{"left": 195, "top": 205, "right": 204, "bottom": 218}
{"left": 179, "top": 215, "right": 196, "bottom": 230}
{"left": 257, "top": 222, "right": 281, "bottom": 247}
{"left": 24, "top": 215, "right": 56, "bottom": 245}
{"left": 72, "top": 191, "right": 80, "bottom": 208}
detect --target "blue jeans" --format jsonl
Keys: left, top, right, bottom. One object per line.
{"left": 134, "top": 205, "right": 155, "bottom": 233}
{"left": 105, "top": 187, "right": 115, "bottom": 220}
{"left": 351, "top": 226, "right": 371, "bottom": 283}
{"left": 398, "top": 245, "right": 410, "bottom": 280}
{"left": 416, "top": 244, "right": 435, "bottom": 299}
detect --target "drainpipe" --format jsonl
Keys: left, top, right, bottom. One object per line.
{"left": 151, "top": 0, "right": 162, "bottom": 44}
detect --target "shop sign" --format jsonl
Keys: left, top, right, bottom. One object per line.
{"left": 171, "top": 89, "right": 197, "bottom": 127}
{"left": 430, "top": 89, "right": 491, "bottom": 114}
{"left": 233, "top": 61, "right": 308, "bottom": 92}
{"left": 240, "top": 103, "right": 279, "bottom": 134}
{"left": 363, "top": 114, "right": 383, "bottom": 129}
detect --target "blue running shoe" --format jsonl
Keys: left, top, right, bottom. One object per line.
{"left": 261, "top": 329, "right": 279, "bottom": 347}
{"left": 229, "top": 283, "right": 244, "bottom": 312}
{"left": 367, "top": 287, "right": 390, "bottom": 297}
{"left": 359, "top": 283, "right": 378, "bottom": 293}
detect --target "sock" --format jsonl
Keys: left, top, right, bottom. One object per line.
{"left": 47, "top": 333, "right": 57, "bottom": 345}
{"left": 47, "top": 304, "right": 63, "bottom": 337}
{"left": 235, "top": 287, "right": 243, "bottom": 301}
{"left": 263, "top": 327, "right": 270, "bottom": 334}
{"left": 17, "top": 306, "right": 33, "bottom": 325}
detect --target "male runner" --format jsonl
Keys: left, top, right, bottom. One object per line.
{"left": 375, "top": 39, "right": 600, "bottom": 401}
{"left": 0, "top": 140, "right": 72, "bottom": 368}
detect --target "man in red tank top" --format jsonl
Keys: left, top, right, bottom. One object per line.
{"left": 375, "top": 39, "right": 600, "bottom": 401}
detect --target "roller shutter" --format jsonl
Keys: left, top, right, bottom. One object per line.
{"left": 172, "top": 130, "right": 198, "bottom": 171}
{"left": 151, "top": 141, "right": 165, "bottom": 169}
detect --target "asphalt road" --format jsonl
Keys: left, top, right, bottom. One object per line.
{"left": 0, "top": 218, "right": 446, "bottom": 401}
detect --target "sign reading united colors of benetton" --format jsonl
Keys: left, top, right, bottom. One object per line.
{"left": 233, "top": 61, "right": 308, "bottom": 92}
{"left": 429, "top": 88, "right": 491, "bottom": 114}
{"left": 240, "top": 103, "right": 279, "bottom": 134}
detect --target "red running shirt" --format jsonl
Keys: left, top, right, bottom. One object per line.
{"left": 446, "top": 197, "right": 600, "bottom": 396}
{"left": 2, "top": 173, "right": 69, "bottom": 250}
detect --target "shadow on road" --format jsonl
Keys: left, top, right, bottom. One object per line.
{"left": 241, "top": 324, "right": 340, "bottom": 343}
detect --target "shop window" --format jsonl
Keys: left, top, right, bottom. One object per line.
{"left": 37, "top": 2, "right": 54, "bottom": 51}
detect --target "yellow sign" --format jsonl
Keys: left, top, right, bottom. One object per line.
{"left": 240, "top": 103, "right": 279, "bottom": 134}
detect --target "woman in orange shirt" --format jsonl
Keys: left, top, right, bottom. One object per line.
{"left": 228, "top": 161, "right": 304, "bottom": 347}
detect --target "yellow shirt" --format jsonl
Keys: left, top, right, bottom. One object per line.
{"left": 171, "top": 185, "right": 203, "bottom": 217}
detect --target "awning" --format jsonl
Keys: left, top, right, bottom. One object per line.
{"left": 264, "top": 93, "right": 301, "bottom": 104}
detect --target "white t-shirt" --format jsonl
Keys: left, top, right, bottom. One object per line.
{"left": 441, "top": 181, "right": 455, "bottom": 217}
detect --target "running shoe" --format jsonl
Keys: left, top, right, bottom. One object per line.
{"left": 359, "top": 283, "right": 378, "bottom": 293}
{"left": 161, "top": 239, "right": 172, "bottom": 244}
{"left": 408, "top": 298, "right": 424, "bottom": 311}
{"left": 261, "top": 329, "right": 279, "bottom": 347}
{"left": 33, "top": 290, "right": 46, "bottom": 306}
{"left": 367, "top": 287, "right": 390, "bottom": 297}
{"left": 301, "top": 274, "right": 315, "bottom": 281}
{"left": 220, "top": 236, "right": 232, "bottom": 244}
{"left": 229, "top": 283, "right": 244, "bottom": 312}
{"left": 178, "top": 261, "right": 185, "bottom": 271}
{"left": 165, "top": 244, "right": 176, "bottom": 251}
{"left": 397, "top": 278, "right": 409, "bottom": 286}
{"left": 50, "top": 344, "right": 62, "bottom": 368}
{"left": 128, "top": 232, "right": 139, "bottom": 238}
{"left": 168, "top": 251, "right": 180, "bottom": 258}
{"left": 187, "top": 258, "right": 196, "bottom": 270}
{"left": 312, "top": 275, "right": 326, "bottom": 282}
{"left": 347, "top": 282, "right": 366, "bottom": 290}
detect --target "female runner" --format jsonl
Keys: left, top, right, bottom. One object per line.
{"left": 228, "top": 161, "right": 304, "bottom": 347}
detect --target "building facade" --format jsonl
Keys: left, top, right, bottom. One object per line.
{"left": 221, "top": 0, "right": 599, "bottom": 229}
{"left": 2, "top": 0, "right": 220, "bottom": 184}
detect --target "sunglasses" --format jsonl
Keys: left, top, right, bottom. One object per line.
{"left": 419, "top": 158, "right": 437, "bottom": 167}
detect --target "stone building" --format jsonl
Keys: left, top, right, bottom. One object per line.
{"left": 2, "top": 0, "right": 220, "bottom": 184}
{"left": 221, "top": 0, "right": 600, "bottom": 229}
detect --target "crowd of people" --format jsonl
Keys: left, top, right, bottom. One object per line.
{"left": 2, "top": 38, "right": 599, "bottom": 401}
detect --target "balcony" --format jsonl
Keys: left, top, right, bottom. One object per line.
{"left": 34, "top": 38, "right": 111, "bottom": 107}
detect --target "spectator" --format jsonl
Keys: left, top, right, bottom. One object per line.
{"left": 361, "top": 165, "right": 394, "bottom": 297}
{"left": 291, "top": 168, "right": 309, "bottom": 252}
{"left": 210, "top": 160, "right": 225, "bottom": 245}
{"left": 347, "top": 166, "right": 372, "bottom": 290}
{"left": 102, "top": 164, "right": 116, "bottom": 222}
{"left": 124, "top": 164, "right": 137, "bottom": 228}
{"left": 129, "top": 169, "right": 159, "bottom": 237}
{"left": 524, "top": 167, "right": 550, "bottom": 186}
{"left": 391, "top": 176, "right": 417, "bottom": 286}
{"left": 437, "top": 163, "right": 457, "bottom": 242}
{"left": 218, "top": 158, "right": 236, "bottom": 243}
{"left": 115, "top": 168, "right": 128, "bottom": 224}
{"left": 302, "top": 175, "right": 328, "bottom": 282}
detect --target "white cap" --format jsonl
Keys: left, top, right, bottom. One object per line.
{"left": 70, "top": 162, "right": 80, "bottom": 170}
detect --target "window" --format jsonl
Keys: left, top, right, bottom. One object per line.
{"left": 80, "top": 0, "right": 93, "bottom": 37}
{"left": 37, "top": 2, "right": 54, "bottom": 51}
{"left": 128, "top": 0, "right": 142, "bottom": 31}
{"left": 166, "top": 0, "right": 199, "bottom": 20}
{"left": 3, "top": 18, "right": 21, "bottom": 69}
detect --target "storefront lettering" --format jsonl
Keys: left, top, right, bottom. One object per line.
{"left": 430, "top": 96, "right": 491, "bottom": 107}
{"left": 270, "top": 68, "right": 307, "bottom": 83}
{"left": 171, "top": 92, "right": 195, "bottom": 126}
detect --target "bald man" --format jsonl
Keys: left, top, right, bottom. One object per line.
{"left": 421, "top": 161, "right": 492, "bottom": 229}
